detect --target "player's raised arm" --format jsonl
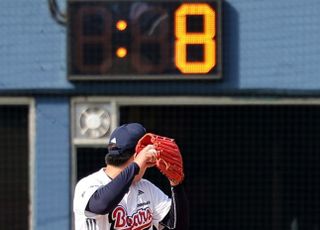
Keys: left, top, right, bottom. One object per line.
{"left": 85, "top": 162, "right": 139, "bottom": 214}
{"left": 85, "top": 124, "right": 156, "bottom": 214}
{"left": 86, "top": 144, "right": 157, "bottom": 215}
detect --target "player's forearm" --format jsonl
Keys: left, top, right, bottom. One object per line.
{"left": 160, "top": 184, "right": 189, "bottom": 229}
{"left": 86, "top": 162, "right": 140, "bottom": 215}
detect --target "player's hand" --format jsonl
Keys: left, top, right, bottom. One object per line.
{"left": 134, "top": 144, "right": 157, "bottom": 169}
{"left": 169, "top": 179, "right": 180, "bottom": 187}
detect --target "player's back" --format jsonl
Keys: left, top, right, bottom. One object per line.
{"left": 73, "top": 168, "right": 111, "bottom": 230}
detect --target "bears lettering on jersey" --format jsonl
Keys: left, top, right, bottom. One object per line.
{"left": 110, "top": 206, "right": 153, "bottom": 230}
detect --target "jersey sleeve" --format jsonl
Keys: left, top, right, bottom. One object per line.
{"left": 145, "top": 181, "right": 172, "bottom": 223}
{"left": 73, "top": 179, "right": 102, "bottom": 218}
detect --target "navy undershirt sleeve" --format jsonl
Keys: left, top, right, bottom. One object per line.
{"left": 85, "top": 162, "right": 140, "bottom": 215}
{"left": 160, "top": 184, "right": 189, "bottom": 229}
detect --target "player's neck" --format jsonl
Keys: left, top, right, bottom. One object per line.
{"left": 104, "top": 162, "right": 130, "bottom": 179}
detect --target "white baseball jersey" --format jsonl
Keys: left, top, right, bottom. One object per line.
{"left": 73, "top": 168, "right": 172, "bottom": 230}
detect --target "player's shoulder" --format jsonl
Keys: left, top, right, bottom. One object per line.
{"left": 75, "top": 168, "right": 107, "bottom": 189}
{"left": 138, "top": 178, "right": 153, "bottom": 185}
{"left": 136, "top": 178, "right": 158, "bottom": 189}
{"left": 134, "top": 179, "right": 166, "bottom": 197}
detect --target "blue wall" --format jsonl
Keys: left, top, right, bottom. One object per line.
{"left": 0, "top": 0, "right": 70, "bottom": 90}
{"left": 35, "top": 97, "right": 70, "bottom": 230}
{"left": 237, "top": 0, "right": 320, "bottom": 90}
{"left": 0, "top": 0, "right": 320, "bottom": 94}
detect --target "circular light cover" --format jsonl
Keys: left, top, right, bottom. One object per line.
{"left": 79, "top": 107, "right": 111, "bottom": 138}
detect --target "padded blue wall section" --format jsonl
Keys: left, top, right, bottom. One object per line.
{"left": 35, "top": 97, "right": 70, "bottom": 230}
{"left": 0, "top": 0, "right": 319, "bottom": 92}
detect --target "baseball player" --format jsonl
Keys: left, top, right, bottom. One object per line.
{"left": 73, "top": 123, "right": 189, "bottom": 230}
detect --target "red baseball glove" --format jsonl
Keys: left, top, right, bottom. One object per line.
{"left": 135, "top": 133, "right": 184, "bottom": 184}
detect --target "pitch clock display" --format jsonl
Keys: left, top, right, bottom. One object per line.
{"left": 68, "top": 0, "right": 222, "bottom": 80}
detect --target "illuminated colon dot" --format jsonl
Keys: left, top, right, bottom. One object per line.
{"left": 116, "top": 20, "right": 127, "bottom": 31}
{"left": 116, "top": 47, "right": 127, "bottom": 58}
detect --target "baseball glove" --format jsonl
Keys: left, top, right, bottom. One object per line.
{"left": 135, "top": 133, "right": 184, "bottom": 184}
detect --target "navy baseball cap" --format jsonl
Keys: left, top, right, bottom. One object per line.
{"left": 107, "top": 123, "right": 146, "bottom": 156}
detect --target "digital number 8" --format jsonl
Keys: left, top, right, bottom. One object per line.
{"left": 175, "top": 3, "right": 216, "bottom": 74}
